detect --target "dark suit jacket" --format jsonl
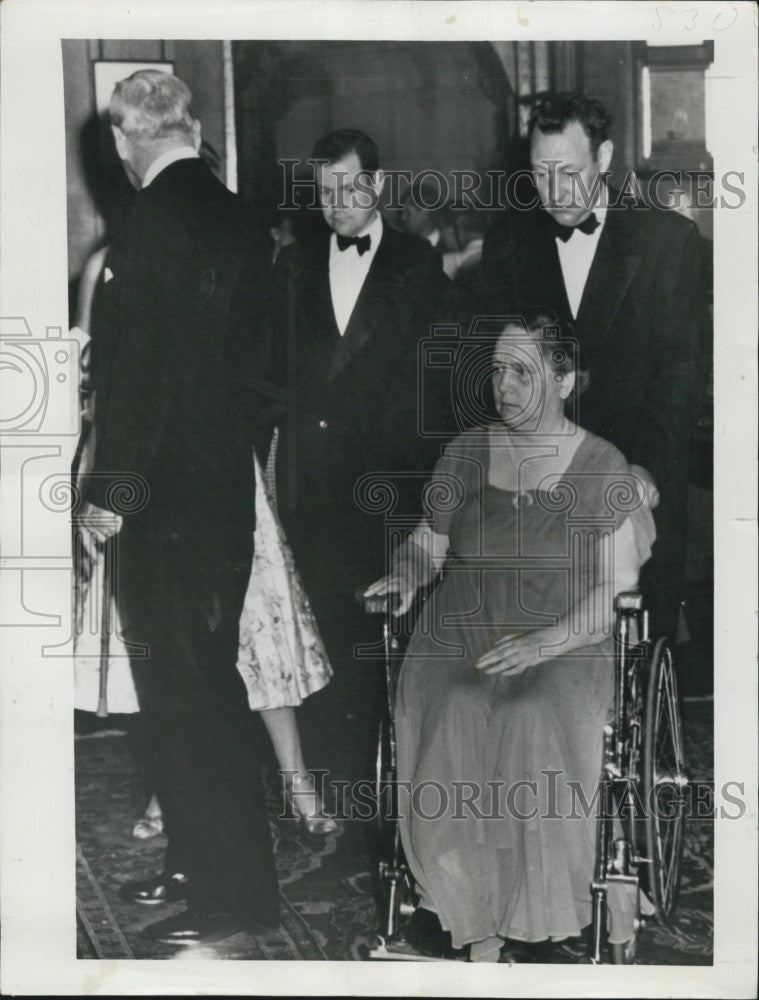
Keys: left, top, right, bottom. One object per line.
{"left": 271, "top": 222, "right": 451, "bottom": 585}
{"left": 476, "top": 198, "right": 706, "bottom": 528}
{"left": 84, "top": 158, "right": 272, "bottom": 707}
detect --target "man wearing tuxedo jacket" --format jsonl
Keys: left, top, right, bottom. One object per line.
{"left": 80, "top": 70, "right": 278, "bottom": 944}
{"left": 271, "top": 130, "right": 451, "bottom": 756}
{"left": 477, "top": 92, "right": 705, "bottom": 639}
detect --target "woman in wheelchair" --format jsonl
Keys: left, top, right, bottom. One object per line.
{"left": 366, "top": 309, "right": 655, "bottom": 962}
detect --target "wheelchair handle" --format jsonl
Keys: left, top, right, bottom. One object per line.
{"left": 355, "top": 585, "right": 400, "bottom": 616}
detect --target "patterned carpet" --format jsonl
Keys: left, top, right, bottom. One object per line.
{"left": 75, "top": 700, "right": 712, "bottom": 963}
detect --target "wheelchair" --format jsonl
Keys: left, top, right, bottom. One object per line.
{"left": 365, "top": 590, "right": 688, "bottom": 964}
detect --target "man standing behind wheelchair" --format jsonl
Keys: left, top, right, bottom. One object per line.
{"left": 366, "top": 310, "right": 656, "bottom": 961}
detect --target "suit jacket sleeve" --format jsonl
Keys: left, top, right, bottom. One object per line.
{"left": 627, "top": 218, "right": 704, "bottom": 490}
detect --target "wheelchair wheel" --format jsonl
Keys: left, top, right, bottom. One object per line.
{"left": 642, "top": 638, "right": 686, "bottom": 920}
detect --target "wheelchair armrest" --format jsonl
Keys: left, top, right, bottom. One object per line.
{"left": 614, "top": 591, "right": 644, "bottom": 613}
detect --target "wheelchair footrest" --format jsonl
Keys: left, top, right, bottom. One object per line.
{"left": 368, "top": 935, "right": 457, "bottom": 961}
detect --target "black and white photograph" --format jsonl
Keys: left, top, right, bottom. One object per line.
{"left": 0, "top": 1, "right": 756, "bottom": 996}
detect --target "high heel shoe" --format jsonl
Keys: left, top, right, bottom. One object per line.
{"left": 284, "top": 772, "right": 338, "bottom": 836}
{"left": 132, "top": 814, "right": 164, "bottom": 839}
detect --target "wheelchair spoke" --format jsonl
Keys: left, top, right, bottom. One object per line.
{"left": 643, "top": 639, "right": 687, "bottom": 920}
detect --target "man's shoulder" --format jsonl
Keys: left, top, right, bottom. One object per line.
{"left": 144, "top": 160, "right": 254, "bottom": 217}
{"left": 378, "top": 222, "right": 443, "bottom": 271}
{"left": 139, "top": 163, "right": 262, "bottom": 250}
{"left": 481, "top": 207, "right": 547, "bottom": 258}
{"left": 610, "top": 194, "right": 700, "bottom": 248}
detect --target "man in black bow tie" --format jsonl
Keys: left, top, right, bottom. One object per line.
{"left": 269, "top": 129, "right": 451, "bottom": 773}
{"left": 477, "top": 92, "right": 707, "bottom": 640}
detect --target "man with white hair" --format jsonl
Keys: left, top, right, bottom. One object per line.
{"left": 80, "top": 70, "right": 279, "bottom": 945}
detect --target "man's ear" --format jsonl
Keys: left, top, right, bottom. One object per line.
{"left": 597, "top": 139, "right": 614, "bottom": 175}
{"left": 191, "top": 118, "right": 202, "bottom": 151}
{"left": 111, "top": 125, "right": 128, "bottom": 159}
{"left": 371, "top": 168, "right": 386, "bottom": 196}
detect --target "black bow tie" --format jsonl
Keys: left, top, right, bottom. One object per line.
{"left": 550, "top": 212, "right": 600, "bottom": 243}
{"left": 336, "top": 233, "right": 371, "bottom": 256}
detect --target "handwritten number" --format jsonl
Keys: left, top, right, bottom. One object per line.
{"left": 651, "top": 6, "right": 673, "bottom": 31}
{"left": 713, "top": 4, "right": 737, "bottom": 30}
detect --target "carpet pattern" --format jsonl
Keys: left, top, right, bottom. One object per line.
{"left": 75, "top": 702, "right": 712, "bottom": 963}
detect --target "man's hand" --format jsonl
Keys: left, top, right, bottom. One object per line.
{"left": 629, "top": 465, "right": 660, "bottom": 510}
{"left": 76, "top": 501, "right": 123, "bottom": 544}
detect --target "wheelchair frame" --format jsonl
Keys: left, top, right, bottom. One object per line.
{"left": 589, "top": 591, "right": 688, "bottom": 963}
{"left": 369, "top": 590, "right": 688, "bottom": 964}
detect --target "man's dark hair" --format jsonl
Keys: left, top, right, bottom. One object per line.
{"left": 311, "top": 128, "right": 379, "bottom": 174}
{"left": 528, "top": 93, "right": 611, "bottom": 158}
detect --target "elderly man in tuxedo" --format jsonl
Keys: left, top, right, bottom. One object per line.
{"left": 477, "top": 92, "right": 705, "bottom": 639}
{"left": 271, "top": 129, "right": 451, "bottom": 767}
{"left": 79, "top": 69, "right": 278, "bottom": 945}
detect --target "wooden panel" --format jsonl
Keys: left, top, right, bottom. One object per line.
{"left": 172, "top": 40, "right": 226, "bottom": 179}
{"left": 580, "top": 41, "right": 636, "bottom": 173}
{"left": 101, "top": 40, "right": 162, "bottom": 61}
{"left": 534, "top": 42, "right": 550, "bottom": 94}
{"left": 62, "top": 39, "right": 100, "bottom": 283}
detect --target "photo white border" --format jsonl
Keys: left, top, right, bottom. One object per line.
{"left": 1, "top": 1, "right": 756, "bottom": 995}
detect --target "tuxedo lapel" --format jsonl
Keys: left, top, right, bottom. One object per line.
{"left": 327, "top": 225, "right": 401, "bottom": 383}
{"left": 302, "top": 235, "right": 336, "bottom": 331}
{"left": 297, "top": 235, "right": 341, "bottom": 379}
{"left": 576, "top": 203, "right": 641, "bottom": 339}
{"left": 503, "top": 210, "right": 573, "bottom": 320}
{"left": 537, "top": 220, "right": 573, "bottom": 321}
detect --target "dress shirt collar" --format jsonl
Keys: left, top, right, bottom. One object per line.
{"left": 141, "top": 146, "right": 200, "bottom": 189}
{"left": 555, "top": 188, "right": 608, "bottom": 239}
{"left": 591, "top": 199, "right": 608, "bottom": 231}
{"left": 329, "top": 211, "right": 384, "bottom": 260}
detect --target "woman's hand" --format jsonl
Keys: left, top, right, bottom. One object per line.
{"left": 475, "top": 628, "right": 559, "bottom": 677}
{"left": 364, "top": 570, "right": 419, "bottom": 618}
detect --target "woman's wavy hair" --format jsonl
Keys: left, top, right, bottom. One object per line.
{"left": 513, "top": 307, "right": 589, "bottom": 398}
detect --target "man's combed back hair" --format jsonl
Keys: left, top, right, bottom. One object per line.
{"left": 110, "top": 69, "right": 196, "bottom": 142}
{"left": 311, "top": 129, "right": 379, "bottom": 174}
{"left": 528, "top": 93, "right": 611, "bottom": 158}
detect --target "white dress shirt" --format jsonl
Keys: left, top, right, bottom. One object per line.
{"left": 141, "top": 146, "right": 200, "bottom": 189}
{"left": 329, "top": 213, "right": 383, "bottom": 336}
{"left": 555, "top": 202, "right": 607, "bottom": 318}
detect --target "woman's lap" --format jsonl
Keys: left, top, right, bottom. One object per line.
{"left": 395, "top": 635, "right": 614, "bottom": 946}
